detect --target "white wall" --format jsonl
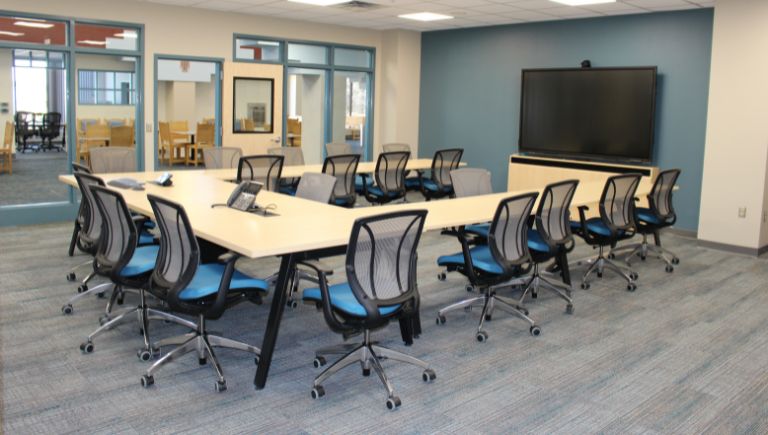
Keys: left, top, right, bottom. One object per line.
{"left": 0, "top": 49, "right": 13, "bottom": 151}
{"left": 379, "top": 30, "right": 421, "bottom": 155}
{"left": 2, "top": 0, "right": 422, "bottom": 169}
{"left": 699, "top": 0, "right": 768, "bottom": 250}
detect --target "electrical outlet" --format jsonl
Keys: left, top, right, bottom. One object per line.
{"left": 763, "top": 210, "right": 767, "bottom": 223}
{"left": 738, "top": 207, "right": 747, "bottom": 218}
{"left": 146, "top": 123, "right": 153, "bottom": 133}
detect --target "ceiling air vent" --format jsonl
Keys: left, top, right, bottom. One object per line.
{"left": 334, "top": 1, "right": 382, "bottom": 11}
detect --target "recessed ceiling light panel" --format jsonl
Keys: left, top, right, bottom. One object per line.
{"left": 398, "top": 12, "right": 454, "bottom": 22}
{"left": 14, "top": 21, "right": 55, "bottom": 29}
{"left": 549, "top": 0, "right": 616, "bottom": 5}
{"left": 0, "top": 31, "right": 25, "bottom": 37}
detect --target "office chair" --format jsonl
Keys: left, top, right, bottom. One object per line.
{"left": 382, "top": 143, "right": 411, "bottom": 153}
{"left": 323, "top": 154, "right": 360, "bottom": 207}
{"left": 67, "top": 162, "right": 93, "bottom": 258}
{"left": 571, "top": 174, "right": 642, "bottom": 291}
{"left": 436, "top": 193, "right": 541, "bottom": 341}
{"left": 417, "top": 148, "right": 464, "bottom": 200}
{"left": 89, "top": 147, "right": 137, "bottom": 173}
{"left": 301, "top": 210, "right": 435, "bottom": 410}
{"left": 518, "top": 180, "right": 580, "bottom": 314}
{"left": 237, "top": 154, "right": 284, "bottom": 192}
{"left": 40, "top": 112, "right": 62, "bottom": 151}
{"left": 203, "top": 147, "right": 241, "bottom": 169}
{"left": 79, "top": 186, "right": 196, "bottom": 358}
{"left": 14, "top": 111, "right": 36, "bottom": 152}
{"left": 268, "top": 146, "right": 305, "bottom": 195}
{"left": 611, "top": 169, "right": 681, "bottom": 272}
{"left": 140, "top": 195, "right": 269, "bottom": 392}
{"left": 363, "top": 151, "right": 410, "bottom": 205}
{"left": 326, "top": 142, "right": 355, "bottom": 157}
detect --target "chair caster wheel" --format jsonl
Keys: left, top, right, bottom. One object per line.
{"left": 627, "top": 283, "right": 637, "bottom": 292}
{"left": 117, "top": 296, "right": 124, "bottom": 305}
{"left": 530, "top": 325, "right": 542, "bottom": 336}
{"left": 665, "top": 265, "right": 674, "bottom": 273}
{"left": 520, "top": 307, "right": 529, "bottom": 315}
{"left": 138, "top": 328, "right": 144, "bottom": 336}
{"left": 672, "top": 258, "right": 680, "bottom": 265}
{"left": 78, "top": 285, "right": 88, "bottom": 293}
{"left": 199, "top": 358, "right": 207, "bottom": 366}
{"left": 62, "top": 304, "right": 73, "bottom": 315}
{"left": 386, "top": 396, "right": 401, "bottom": 411}
{"left": 310, "top": 385, "right": 325, "bottom": 399}
{"left": 137, "top": 349, "right": 152, "bottom": 361}
{"left": 254, "top": 356, "right": 260, "bottom": 366}
{"left": 566, "top": 304, "right": 574, "bottom": 315}
{"left": 436, "top": 315, "right": 446, "bottom": 325}
{"left": 476, "top": 330, "right": 488, "bottom": 342}
{"left": 66, "top": 272, "right": 76, "bottom": 282}
{"left": 531, "top": 291, "right": 538, "bottom": 299}
{"left": 485, "top": 314, "right": 492, "bottom": 321}
{"left": 362, "top": 368, "right": 371, "bottom": 377}
{"left": 607, "top": 253, "right": 615, "bottom": 259}
{"left": 581, "top": 282, "right": 590, "bottom": 290}
{"left": 422, "top": 369, "right": 436, "bottom": 383}
{"left": 597, "top": 272, "right": 603, "bottom": 278}
{"left": 630, "top": 272, "right": 639, "bottom": 280}
{"left": 140, "top": 375, "right": 154, "bottom": 388}
{"left": 215, "top": 380, "right": 227, "bottom": 393}
{"left": 465, "top": 285, "right": 474, "bottom": 292}
{"left": 437, "top": 272, "right": 446, "bottom": 281}
{"left": 640, "top": 255, "right": 646, "bottom": 261}
{"left": 80, "top": 341, "right": 94, "bottom": 353}
{"left": 313, "top": 356, "right": 326, "bottom": 368}
{"left": 97, "top": 292, "right": 105, "bottom": 299}
{"left": 286, "top": 299, "right": 298, "bottom": 308}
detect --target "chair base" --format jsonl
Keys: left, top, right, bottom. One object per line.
{"left": 311, "top": 330, "right": 434, "bottom": 410}
{"left": 579, "top": 246, "right": 638, "bottom": 291}
{"left": 610, "top": 233, "right": 680, "bottom": 271}
{"left": 436, "top": 277, "right": 541, "bottom": 340}
{"left": 141, "top": 314, "right": 261, "bottom": 391}
{"left": 519, "top": 264, "right": 574, "bottom": 314}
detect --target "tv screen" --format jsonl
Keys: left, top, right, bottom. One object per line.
{"left": 519, "top": 67, "right": 657, "bottom": 162}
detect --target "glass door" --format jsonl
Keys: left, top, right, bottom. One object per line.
{"left": 331, "top": 70, "right": 370, "bottom": 159}
{"left": 286, "top": 67, "right": 326, "bottom": 164}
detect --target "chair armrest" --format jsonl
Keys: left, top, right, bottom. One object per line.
{"left": 296, "top": 259, "right": 334, "bottom": 276}
{"left": 217, "top": 251, "right": 239, "bottom": 265}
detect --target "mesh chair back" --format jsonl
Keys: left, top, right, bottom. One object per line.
{"left": 535, "top": 180, "right": 579, "bottom": 245}
{"left": 41, "top": 112, "right": 62, "bottom": 136}
{"left": 600, "top": 174, "right": 642, "bottom": 231}
{"left": 268, "top": 146, "right": 305, "bottom": 166}
{"left": 90, "top": 185, "right": 137, "bottom": 274}
{"left": 90, "top": 147, "right": 137, "bottom": 173}
{"left": 373, "top": 151, "right": 410, "bottom": 196}
{"left": 203, "top": 147, "right": 241, "bottom": 169}
{"left": 109, "top": 126, "right": 134, "bottom": 147}
{"left": 431, "top": 148, "right": 464, "bottom": 189}
{"left": 382, "top": 143, "right": 411, "bottom": 153}
{"left": 322, "top": 154, "right": 360, "bottom": 202}
{"left": 488, "top": 193, "right": 538, "bottom": 272}
{"left": 450, "top": 168, "right": 492, "bottom": 198}
{"left": 196, "top": 123, "right": 215, "bottom": 145}
{"left": 74, "top": 173, "right": 106, "bottom": 244}
{"left": 326, "top": 142, "right": 354, "bottom": 157}
{"left": 147, "top": 195, "right": 200, "bottom": 292}
{"left": 72, "top": 162, "right": 92, "bottom": 174}
{"left": 237, "top": 155, "right": 284, "bottom": 191}
{"left": 295, "top": 172, "right": 336, "bottom": 203}
{"left": 347, "top": 210, "right": 427, "bottom": 308}
{"left": 649, "top": 169, "right": 680, "bottom": 220}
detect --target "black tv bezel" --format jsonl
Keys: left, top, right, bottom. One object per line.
{"left": 518, "top": 66, "right": 658, "bottom": 164}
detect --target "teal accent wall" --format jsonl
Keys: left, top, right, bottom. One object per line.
{"left": 419, "top": 9, "right": 713, "bottom": 231}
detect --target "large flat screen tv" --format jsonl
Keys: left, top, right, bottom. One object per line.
{"left": 519, "top": 67, "right": 657, "bottom": 162}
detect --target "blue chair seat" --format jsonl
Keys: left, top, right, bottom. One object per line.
{"left": 355, "top": 175, "right": 373, "bottom": 192}
{"left": 334, "top": 197, "right": 353, "bottom": 206}
{"left": 303, "top": 283, "right": 400, "bottom": 318}
{"left": 120, "top": 245, "right": 159, "bottom": 277}
{"left": 404, "top": 178, "right": 422, "bottom": 189}
{"left": 636, "top": 207, "right": 663, "bottom": 225}
{"left": 366, "top": 186, "right": 401, "bottom": 198}
{"left": 438, "top": 245, "right": 503, "bottom": 275}
{"left": 422, "top": 179, "right": 452, "bottom": 193}
{"left": 465, "top": 223, "right": 490, "bottom": 237}
{"left": 138, "top": 232, "right": 155, "bottom": 245}
{"left": 279, "top": 185, "right": 297, "bottom": 196}
{"left": 527, "top": 229, "right": 552, "bottom": 253}
{"left": 570, "top": 218, "right": 624, "bottom": 237}
{"left": 178, "top": 264, "right": 269, "bottom": 301}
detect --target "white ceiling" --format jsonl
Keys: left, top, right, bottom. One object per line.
{"left": 139, "top": 0, "right": 715, "bottom": 31}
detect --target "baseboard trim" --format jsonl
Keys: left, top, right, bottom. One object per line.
{"left": 667, "top": 227, "right": 697, "bottom": 239}
{"left": 697, "top": 239, "right": 768, "bottom": 257}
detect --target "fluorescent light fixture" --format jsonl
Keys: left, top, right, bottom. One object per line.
{"left": 78, "top": 40, "right": 107, "bottom": 46}
{"left": 398, "top": 12, "right": 454, "bottom": 22}
{"left": 549, "top": 0, "right": 615, "bottom": 5}
{"left": 114, "top": 31, "right": 138, "bottom": 38}
{"left": 121, "top": 57, "right": 136, "bottom": 62}
{"left": 287, "top": 0, "right": 349, "bottom": 5}
{"left": 258, "top": 40, "right": 280, "bottom": 46}
{"left": 14, "top": 20, "right": 55, "bottom": 29}
{"left": 0, "top": 31, "right": 25, "bottom": 37}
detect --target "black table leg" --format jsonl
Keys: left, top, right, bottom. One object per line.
{"left": 254, "top": 253, "right": 295, "bottom": 389}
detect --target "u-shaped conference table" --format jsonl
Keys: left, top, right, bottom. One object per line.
{"left": 59, "top": 159, "right": 654, "bottom": 389}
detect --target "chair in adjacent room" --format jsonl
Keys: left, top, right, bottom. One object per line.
{"left": 109, "top": 125, "right": 134, "bottom": 148}
{"left": 39, "top": 112, "right": 63, "bottom": 151}
{"left": 237, "top": 155, "right": 285, "bottom": 191}
{"left": 1, "top": 121, "right": 12, "bottom": 175}
{"left": 78, "top": 123, "right": 110, "bottom": 165}
{"left": 89, "top": 147, "right": 136, "bottom": 173}
{"left": 382, "top": 143, "right": 412, "bottom": 153}
{"left": 362, "top": 151, "right": 410, "bottom": 205}
{"left": 571, "top": 173, "right": 641, "bottom": 291}
{"left": 140, "top": 195, "right": 269, "bottom": 392}
{"left": 301, "top": 210, "right": 435, "bottom": 410}
{"left": 14, "top": 111, "right": 36, "bottom": 152}
{"left": 268, "top": 146, "right": 305, "bottom": 195}
{"left": 436, "top": 193, "right": 541, "bottom": 341}
{"left": 203, "top": 147, "right": 242, "bottom": 169}
{"left": 611, "top": 169, "right": 682, "bottom": 272}
{"left": 185, "top": 122, "right": 215, "bottom": 166}
{"left": 78, "top": 185, "right": 196, "bottom": 358}
{"left": 158, "top": 121, "right": 186, "bottom": 166}
{"left": 417, "top": 148, "right": 464, "bottom": 200}
{"left": 322, "top": 153, "right": 360, "bottom": 207}
{"left": 518, "top": 180, "right": 580, "bottom": 314}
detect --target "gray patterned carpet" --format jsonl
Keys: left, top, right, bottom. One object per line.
{"left": 1, "top": 220, "right": 767, "bottom": 434}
